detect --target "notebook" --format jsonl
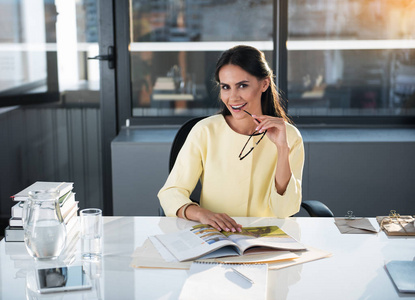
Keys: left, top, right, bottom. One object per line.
{"left": 179, "top": 262, "right": 268, "bottom": 300}
{"left": 385, "top": 261, "right": 415, "bottom": 293}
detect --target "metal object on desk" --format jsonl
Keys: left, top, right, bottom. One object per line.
{"left": 345, "top": 210, "right": 356, "bottom": 220}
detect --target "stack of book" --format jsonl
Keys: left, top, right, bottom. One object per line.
{"left": 5, "top": 181, "right": 79, "bottom": 242}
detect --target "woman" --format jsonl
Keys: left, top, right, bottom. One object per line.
{"left": 158, "top": 45, "right": 304, "bottom": 232}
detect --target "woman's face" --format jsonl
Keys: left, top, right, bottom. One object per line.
{"left": 218, "top": 64, "right": 269, "bottom": 120}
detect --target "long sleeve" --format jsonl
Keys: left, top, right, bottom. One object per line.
{"left": 158, "top": 124, "right": 204, "bottom": 217}
{"left": 268, "top": 126, "right": 304, "bottom": 218}
{"left": 157, "top": 115, "right": 305, "bottom": 218}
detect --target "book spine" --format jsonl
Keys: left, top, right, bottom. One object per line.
{"left": 5, "top": 226, "right": 24, "bottom": 242}
{"left": 9, "top": 217, "right": 23, "bottom": 227}
{"left": 64, "top": 204, "right": 79, "bottom": 225}
{"left": 11, "top": 202, "right": 23, "bottom": 218}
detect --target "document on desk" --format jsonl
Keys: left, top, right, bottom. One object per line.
{"left": 130, "top": 237, "right": 331, "bottom": 270}
{"left": 376, "top": 215, "right": 415, "bottom": 236}
{"left": 130, "top": 238, "right": 192, "bottom": 270}
{"left": 179, "top": 262, "right": 268, "bottom": 300}
{"left": 334, "top": 218, "right": 379, "bottom": 234}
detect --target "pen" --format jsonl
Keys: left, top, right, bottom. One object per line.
{"left": 230, "top": 267, "right": 255, "bottom": 284}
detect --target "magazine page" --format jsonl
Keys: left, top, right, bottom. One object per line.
{"left": 155, "top": 224, "right": 239, "bottom": 262}
{"left": 222, "top": 226, "right": 306, "bottom": 254}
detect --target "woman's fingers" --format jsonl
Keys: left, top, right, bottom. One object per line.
{"left": 250, "top": 115, "right": 289, "bottom": 147}
{"left": 252, "top": 115, "right": 284, "bottom": 132}
{"left": 199, "top": 211, "right": 242, "bottom": 232}
{"left": 184, "top": 206, "right": 243, "bottom": 232}
{"left": 214, "top": 214, "right": 242, "bottom": 232}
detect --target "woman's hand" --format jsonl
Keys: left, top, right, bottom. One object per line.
{"left": 251, "top": 115, "right": 289, "bottom": 149}
{"left": 179, "top": 204, "right": 242, "bottom": 232}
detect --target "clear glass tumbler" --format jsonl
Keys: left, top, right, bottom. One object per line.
{"left": 80, "top": 208, "right": 102, "bottom": 261}
{"left": 23, "top": 189, "right": 67, "bottom": 260}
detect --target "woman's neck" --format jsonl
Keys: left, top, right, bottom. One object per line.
{"left": 224, "top": 115, "right": 257, "bottom": 136}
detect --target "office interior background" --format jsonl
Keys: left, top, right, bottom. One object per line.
{"left": 0, "top": 0, "right": 414, "bottom": 233}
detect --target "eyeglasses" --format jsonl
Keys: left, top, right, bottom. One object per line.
{"left": 239, "top": 110, "right": 267, "bottom": 160}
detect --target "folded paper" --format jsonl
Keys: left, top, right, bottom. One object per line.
{"left": 334, "top": 218, "right": 379, "bottom": 234}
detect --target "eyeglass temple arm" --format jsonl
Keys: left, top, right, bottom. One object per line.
{"left": 243, "top": 109, "right": 261, "bottom": 123}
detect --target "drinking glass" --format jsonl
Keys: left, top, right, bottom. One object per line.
{"left": 80, "top": 208, "right": 102, "bottom": 260}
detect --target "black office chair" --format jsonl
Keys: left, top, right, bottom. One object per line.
{"left": 160, "top": 116, "right": 334, "bottom": 218}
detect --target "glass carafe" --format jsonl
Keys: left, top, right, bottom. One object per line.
{"left": 22, "top": 189, "right": 67, "bottom": 260}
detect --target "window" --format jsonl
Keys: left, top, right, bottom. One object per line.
{"left": 126, "top": 0, "right": 415, "bottom": 123}
{"left": 129, "top": 0, "right": 274, "bottom": 117}
{"left": 0, "top": 0, "right": 100, "bottom": 107}
{"left": 287, "top": 0, "right": 415, "bottom": 118}
{"left": 0, "top": 0, "right": 53, "bottom": 103}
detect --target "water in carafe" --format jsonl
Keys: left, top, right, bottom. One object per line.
{"left": 23, "top": 189, "right": 67, "bottom": 260}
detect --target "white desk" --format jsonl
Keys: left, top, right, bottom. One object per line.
{"left": 1, "top": 217, "right": 414, "bottom": 299}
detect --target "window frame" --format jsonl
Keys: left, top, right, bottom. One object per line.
{"left": 114, "top": 0, "right": 415, "bottom": 129}
{"left": 0, "top": 1, "right": 60, "bottom": 108}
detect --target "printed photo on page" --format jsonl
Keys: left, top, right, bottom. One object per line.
{"left": 155, "top": 225, "right": 306, "bottom": 262}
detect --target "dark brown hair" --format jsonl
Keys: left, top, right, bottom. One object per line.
{"left": 214, "top": 45, "right": 290, "bottom": 122}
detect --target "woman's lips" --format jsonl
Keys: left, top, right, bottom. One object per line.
{"left": 230, "top": 103, "right": 247, "bottom": 111}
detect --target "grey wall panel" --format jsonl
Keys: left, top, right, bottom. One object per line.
{"left": 0, "top": 109, "right": 25, "bottom": 220}
{"left": 111, "top": 142, "right": 171, "bottom": 216}
{"left": 55, "top": 108, "right": 70, "bottom": 179}
{"left": 66, "top": 108, "right": 103, "bottom": 209}
{"left": 0, "top": 113, "right": 10, "bottom": 219}
{"left": 40, "top": 109, "right": 56, "bottom": 179}
{"left": 111, "top": 127, "right": 415, "bottom": 217}
{"left": 84, "top": 109, "right": 102, "bottom": 209}
{"left": 23, "top": 109, "right": 57, "bottom": 181}
{"left": 381, "top": 143, "right": 415, "bottom": 214}
{"left": 24, "top": 109, "right": 43, "bottom": 181}
{"left": 308, "top": 142, "right": 415, "bottom": 217}
{"left": 67, "top": 109, "right": 87, "bottom": 207}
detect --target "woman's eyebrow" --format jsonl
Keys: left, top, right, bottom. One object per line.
{"left": 235, "top": 80, "right": 249, "bottom": 85}
{"left": 220, "top": 80, "right": 249, "bottom": 86}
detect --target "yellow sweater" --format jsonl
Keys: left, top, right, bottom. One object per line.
{"left": 158, "top": 114, "right": 304, "bottom": 218}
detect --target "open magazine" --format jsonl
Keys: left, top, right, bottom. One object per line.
{"left": 155, "top": 225, "right": 306, "bottom": 262}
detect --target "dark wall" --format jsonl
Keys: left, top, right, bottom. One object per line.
{"left": 0, "top": 107, "right": 103, "bottom": 235}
